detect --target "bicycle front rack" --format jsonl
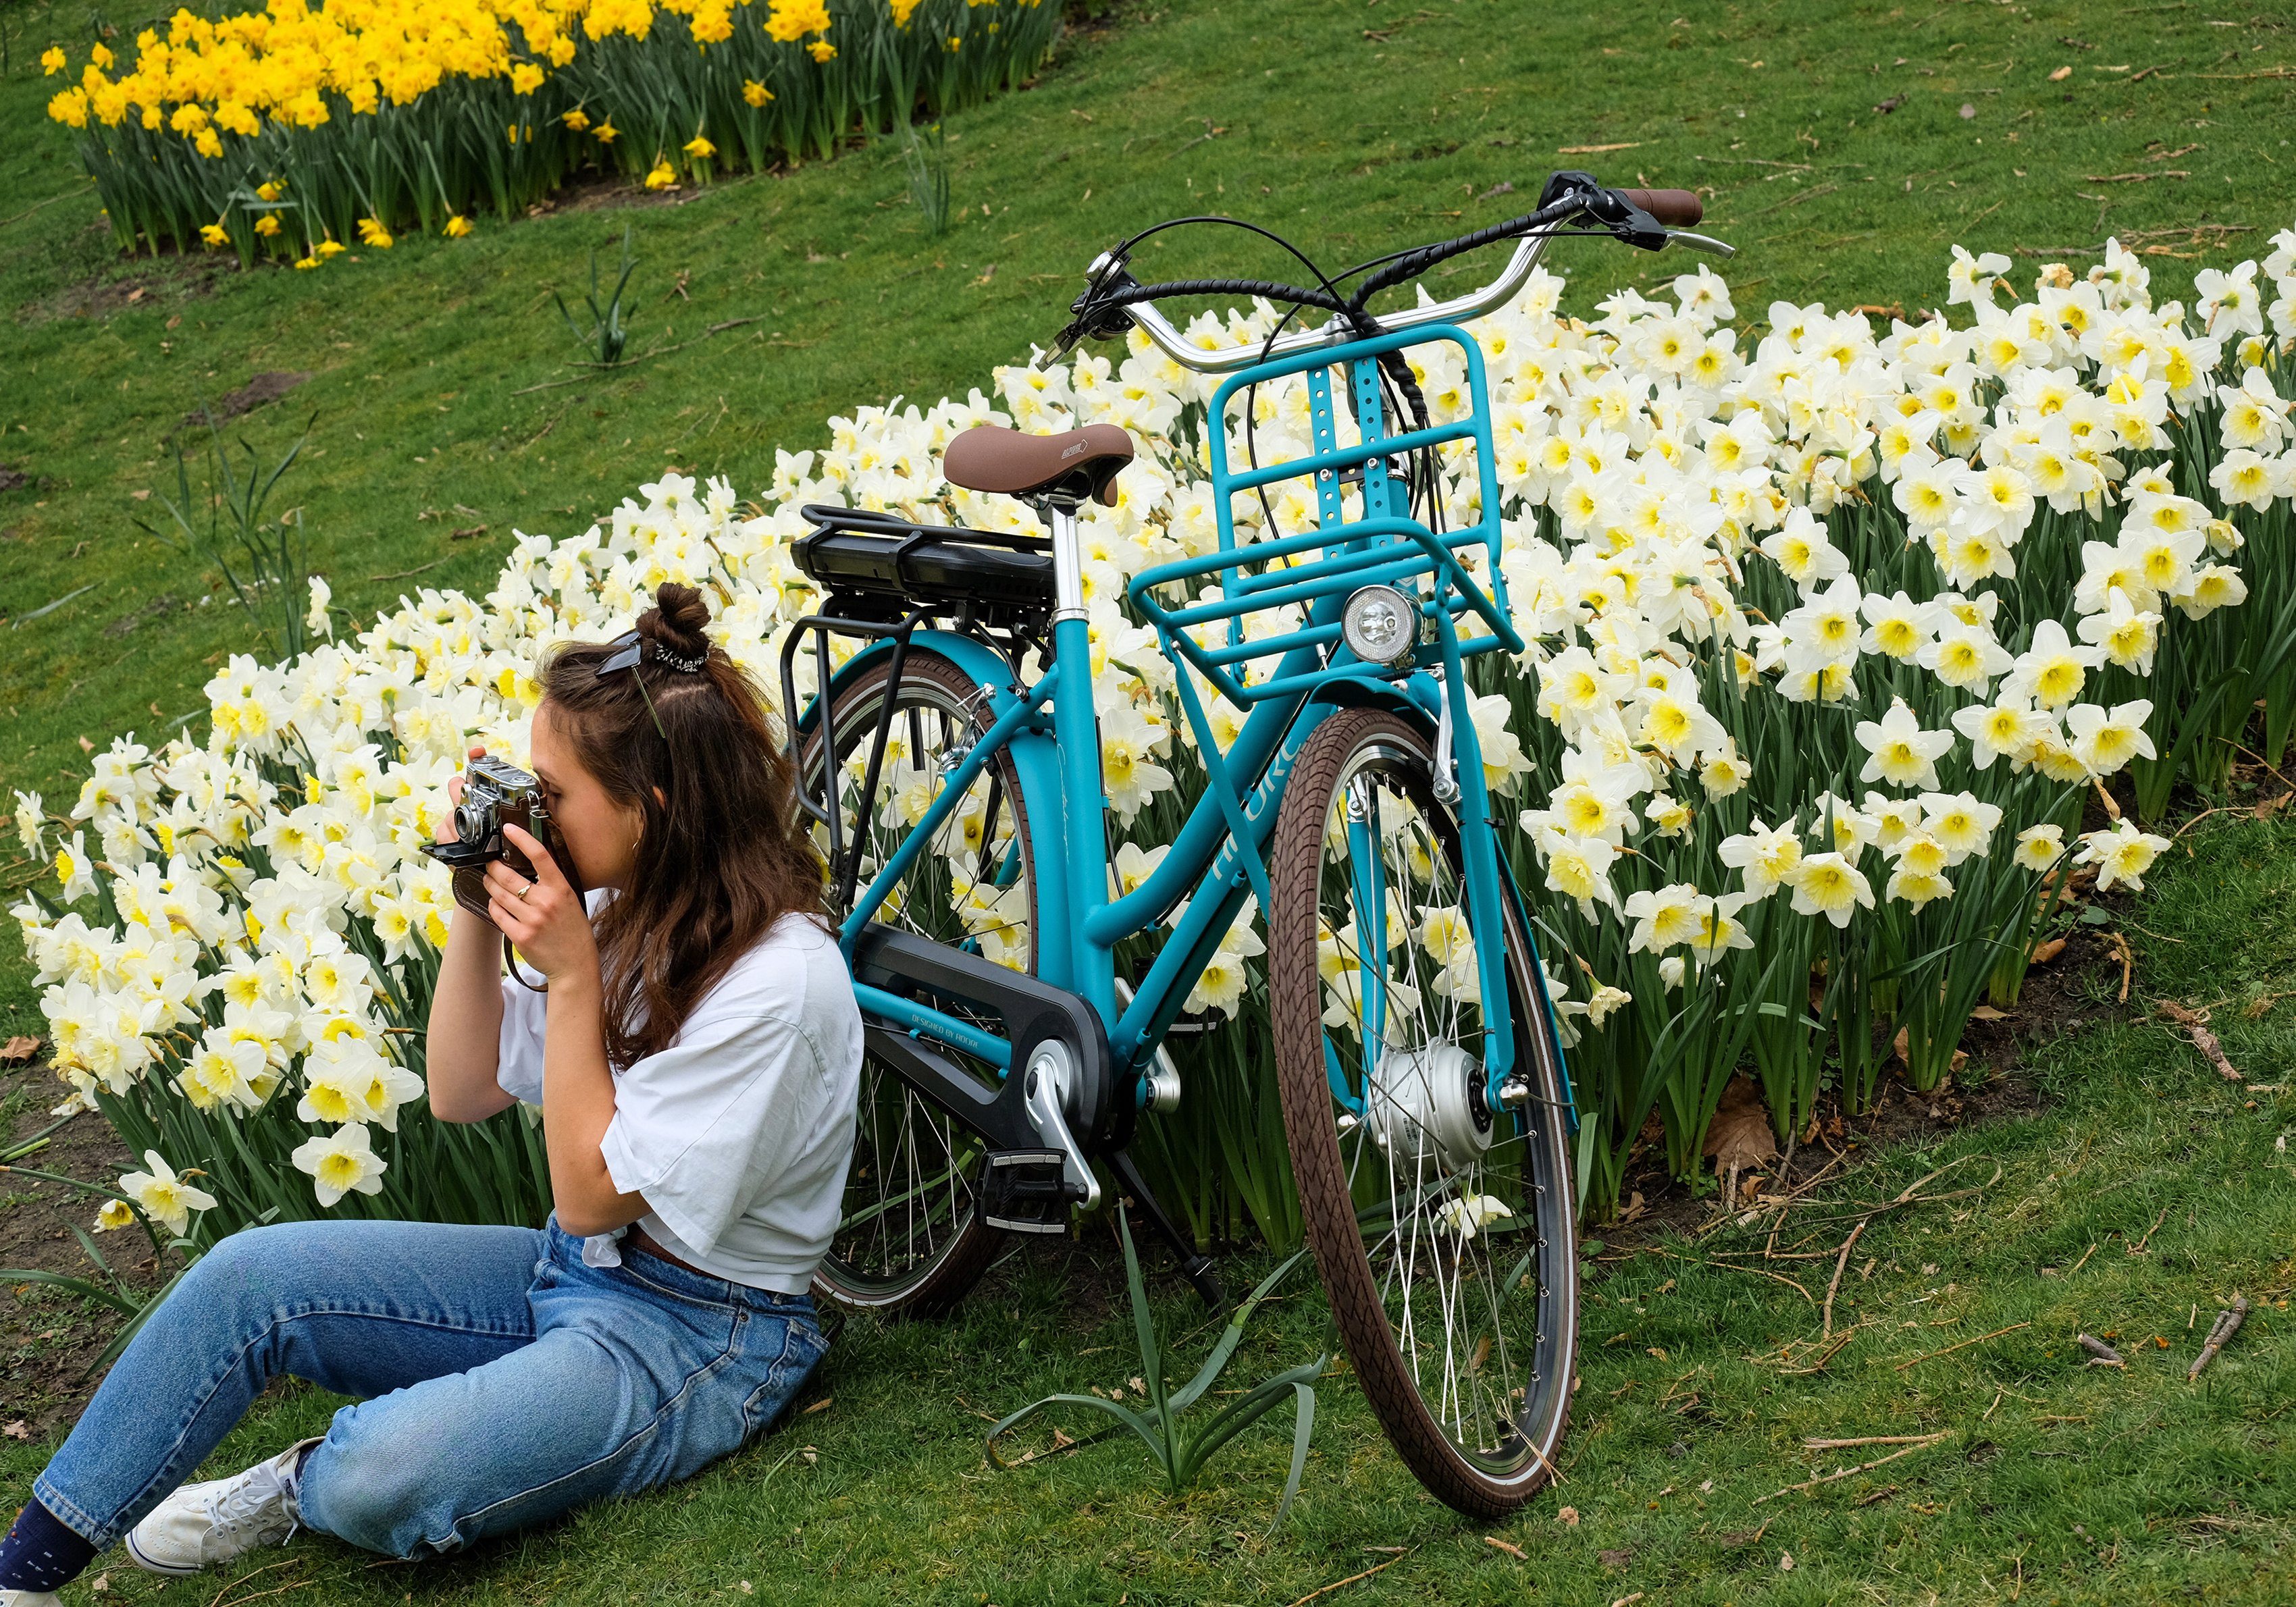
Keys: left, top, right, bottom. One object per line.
{"left": 1128, "top": 324, "right": 1523, "bottom": 708}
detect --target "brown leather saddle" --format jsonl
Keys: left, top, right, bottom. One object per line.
{"left": 941, "top": 423, "right": 1134, "bottom": 507}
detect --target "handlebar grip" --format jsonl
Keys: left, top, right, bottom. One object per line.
{"left": 1617, "top": 188, "right": 1702, "bottom": 226}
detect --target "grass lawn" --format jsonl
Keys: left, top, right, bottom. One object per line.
{"left": 3, "top": 812, "right": 2293, "bottom": 1603}
{"left": 3, "top": 0, "right": 2295, "bottom": 1600}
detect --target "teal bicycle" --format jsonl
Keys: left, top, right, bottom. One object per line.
{"left": 780, "top": 173, "right": 1726, "bottom": 1514}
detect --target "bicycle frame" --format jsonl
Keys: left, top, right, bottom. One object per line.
{"left": 821, "top": 323, "right": 1536, "bottom": 1120}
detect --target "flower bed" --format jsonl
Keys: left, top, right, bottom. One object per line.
{"left": 15, "top": 233, "right": 2296, "bottom": 1248}
{"left": 40, "top": 0, "right": 1058, "bottom": 265}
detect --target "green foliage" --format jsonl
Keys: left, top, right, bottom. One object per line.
{"left": 987, "top": 1211, "right": 1325, "bottom": 1529}
{"left": 555, "top": 223, "right": 644, "bottom": 367}
{"left": 138, "top": 410, "right": 321, "bottom": 665}
{"left": 897, "top": 118, "right": 951, "bottom": 237}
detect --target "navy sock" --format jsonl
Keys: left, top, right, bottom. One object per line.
{"left": 0, "top": 1498, "right": 95, "bottom": 1594}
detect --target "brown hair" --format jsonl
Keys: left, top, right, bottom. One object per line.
{"left": 540, "top": 581, "right": 825, "bottom": 1068}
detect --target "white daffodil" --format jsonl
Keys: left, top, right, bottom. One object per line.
{"left": 291, "top": 1124, "right": 389, "bottom": 1208}
{"left": 118, "top": 1150, "right": 216, "bottom": 1237}
{"left": 2064, "top": 700, "right": 2157, "bottom": 776}
{"left": 1788, "top": 853, "right": 1875, "bottom": 928}
{"left": 2074, "top": 820, "right": 2172, "bottom": 893}
{"left": 1854, "top": 699, "right": 1954, "bottom": 791}
{"left": 2012, "top": 823, "right": 2067, "bottom": 872}
{"left": 1434, "top": 1194, "right": 1513, "bottom": 1241}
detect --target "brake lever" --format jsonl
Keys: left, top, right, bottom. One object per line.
{"left": 1665, "top": 229, "right": 1737, "bottom": 259}
{"left": 1050, "top": 250, "right": 1141, "bottom": 360}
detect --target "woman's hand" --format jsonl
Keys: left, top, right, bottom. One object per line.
{"left": 486, "top": 822, "right": 596, "bottom": 982}
{"left": 437, "top": 742, "right": 486, "bottom": 845}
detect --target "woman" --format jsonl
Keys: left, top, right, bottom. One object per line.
{"left": 0, "top": 583, "right": 859, "bottom": 1602}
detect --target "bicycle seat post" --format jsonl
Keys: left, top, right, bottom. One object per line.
{"left": 1039, "top": 494, "right": 1087, "bottom": 627}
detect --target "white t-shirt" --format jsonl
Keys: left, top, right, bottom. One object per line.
{"left": 496, "top": 909, "right": 863, "bottom": 1294}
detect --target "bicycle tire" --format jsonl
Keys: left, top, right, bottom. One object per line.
{"left": 1268, "top": 706, "right": 1578, "bottom": 1517}
{"left": 805, "top": 649, "right": 1040, "bottom": 1319}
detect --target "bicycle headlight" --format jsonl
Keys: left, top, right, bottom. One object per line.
{"left": 1340, "top": 584, "right": 1418, "bottom": 669}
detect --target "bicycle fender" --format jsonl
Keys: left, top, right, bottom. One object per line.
{"left": 810, "top": 631, "right": 1076, "bottom": 990}
{"left": 1302, "top": 669, "right": 1442, "bottom": 733}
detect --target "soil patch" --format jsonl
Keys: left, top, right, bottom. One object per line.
{"left": 1591, "top": 926, "right": 2124, "bottom": 1263}
{"left": 1, "top": 1065, "right": 169, "bottom": 1433}
{"left": 26, "top": 244, "right": 233, "bottom": 326}
{"left": 182, "top": 370, "right": 312, "bottom": 433}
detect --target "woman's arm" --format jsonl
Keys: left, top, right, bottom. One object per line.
{"left": 485, "top": 822, "right": 648, "bottom": 1237}
{"left": 534, "top": 966, "right": 649, "bottom": 1236}
{"left": 424, "top": 747, "right": 517, "bottom": 1124}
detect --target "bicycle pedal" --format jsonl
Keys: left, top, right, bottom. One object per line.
{"left": 981, "top": 1149, "right": 1082, "bottom": 1236}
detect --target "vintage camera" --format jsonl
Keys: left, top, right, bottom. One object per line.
{"left": 423, "top": 756, "right": 581, "bottom": 920}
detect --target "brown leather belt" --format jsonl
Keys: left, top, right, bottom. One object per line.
{"left": 625, "top": 1226, "right": 710, "bottom": 1279}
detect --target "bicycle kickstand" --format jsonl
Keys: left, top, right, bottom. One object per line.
{"left": 1107, "top": 1149, "right": 1226, "bottom": 1312}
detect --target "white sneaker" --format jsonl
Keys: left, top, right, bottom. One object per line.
{"left": 123, "top": 1438, "right": 319, "bottom": 1576}
{"left": 0, "top": 1590, "right": 63, "bottom": 1606}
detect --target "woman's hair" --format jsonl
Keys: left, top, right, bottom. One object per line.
{"left": 540, "top": 582, "right": 824, "bottom": 1067}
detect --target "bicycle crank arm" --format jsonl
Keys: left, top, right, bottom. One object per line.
{"left": 852, "top": 927, "right": 1124, "bottom": 1226}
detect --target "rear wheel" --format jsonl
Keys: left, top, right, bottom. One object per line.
{"left": 803, "top": 650, "right": 1039, "bottom": 1317}
{"left": 1268, "top": 706, "right": 1577, "bottom": 1517}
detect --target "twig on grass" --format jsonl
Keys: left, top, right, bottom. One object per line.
{"left": 368, "top": 558, "right": 451, "bottom": 583}
{"left": 1653, "top": 1246, "right": 1813, "bottom": 1305}
{"left": 2105, "top": 932, "right": 2134, "bottom": 1001}
{"left": 2156, "top": 1001, "right": 2241, "bottom": 1082}
{"left": 1483, "top": 1535, "right": 1527, "bottom": 1560}
{"left": 2127, "top": 1203, "right": 2170, "bottom": 1256}
{"left": 2188, "top": 1296, "right": 2250, "bottom": 1380}
{"left": 1891, "top": 1322, "right": 2031, "bottom": 1372}
{"left": 1286, "top": 1554, "right": 1406, "bottom": 1607}
{"left": 207, "top": 1559, "right": 301, "bottom": 1607}
{"left": 1821, "top": 1218, "right": 1869, "bottom": 1339}
{"left": 1803, "top": 1433, "right": 1943, "bottom": 1450}
{"left": 1753, "top": 1433, "right": 1952, "bottom": 1503}
{"left": 2077, "top": 1334, "right": 2126, "bottom": 1368}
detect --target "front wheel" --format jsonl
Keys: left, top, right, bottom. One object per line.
{"left": 1268, "top": 706, "right": 1578, "bottom": 1518}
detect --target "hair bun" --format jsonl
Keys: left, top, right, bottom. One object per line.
{"left": 638, "top": 582, "right": 712, "bottom": 663}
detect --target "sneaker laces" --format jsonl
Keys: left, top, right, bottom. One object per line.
{"left": 197, "top": 1463, "right": 298, "bottom": 1560}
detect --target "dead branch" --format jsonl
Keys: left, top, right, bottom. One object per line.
{"left": 2188, "top": 1297, "right": 2251, "bottom": 1381}
{"left": 1753, "top": 1433, "right": 1952, "bottom": 1504}
{"left": 2157, "top": 1001, "right": 2241, "bottom": 1082}
{"left": 2077, "top": 1334, "right": 2125, "bottom": 1369}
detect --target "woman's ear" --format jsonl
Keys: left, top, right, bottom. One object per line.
{"left": 652, "top": 785, "right": 667, "bottom": 810}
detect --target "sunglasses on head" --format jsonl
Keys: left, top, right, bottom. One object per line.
{"left": 595, "top": 629, "right": 705, "bottom": 740}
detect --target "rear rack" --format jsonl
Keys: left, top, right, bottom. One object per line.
{"left": 780, "top": 506, "right": 1052, "bottom": 914}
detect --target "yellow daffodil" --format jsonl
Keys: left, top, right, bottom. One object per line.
{"left": 644, "top": 157, "right": 677, "bottom": 190}
{"left": 293, "top": 253, "right": 321, "bottom": 269}
{"left": 41, "top": 45, "right": 66, "bottom": 74}
{"left": 255, "top": 179, "right": 284, "bottom": 201}
{"left": 595, "top": 120, "right": 619, "bottom": 144}
{"left": 443, "top": 214, "right": 472, "bottom": 238}
{"left": 199, "top": 221, "right": 229, "bottom": 248}
{"left": 564, "top": 107, "right": 591, "bottom": 130}
{"left": 253, "top": 214, "right": 281, "bottom": 237}
{"left": 357, "top": 216, "right": 392, "bottom": 248}
{"left": 741, "top": 80, "right": 773, "bottom": 107}
{"left": 807, "top": 39, "right": 837, "bottom": 62}
{"left": 683, "top": 134, "right": 715, "bottom": 161}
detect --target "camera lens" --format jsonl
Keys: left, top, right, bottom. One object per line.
{"left": 456, "top": 801, "right": 494, "bottom": 845}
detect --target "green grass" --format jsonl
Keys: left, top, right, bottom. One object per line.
{"left": 3, "top": 0, "right": 2295, "bottom": 1599}
{"left": 3, "top": 810, "right": 2293, "bottom": 1604}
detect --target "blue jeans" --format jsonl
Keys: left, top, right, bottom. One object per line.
{"left": 32, "top": 1217, "right": 827, "bottom": 1558}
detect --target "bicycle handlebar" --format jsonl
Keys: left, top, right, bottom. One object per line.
{"left": 1615, "top": 188, "right": 1702, "bottom": 226}
{"left": 1071, "top": 173, "right": 1731, "bottom": 375}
